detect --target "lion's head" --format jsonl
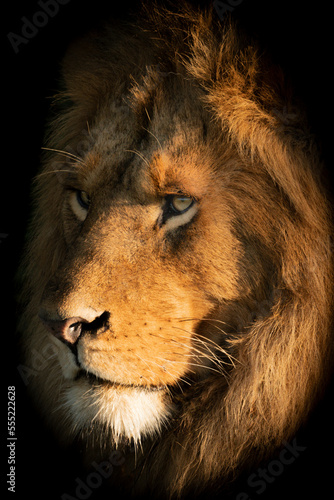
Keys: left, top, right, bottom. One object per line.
{"left": 19, "top": 3, "right": 333, "bottom": 498}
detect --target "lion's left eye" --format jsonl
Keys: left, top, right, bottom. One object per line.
{"left": 169, "top": 195, "right": 194, "bottom": 214}
{"left": 76, "top": 190, "right": 91, "bottom": 210}
{"left": 69, "top": 190, "right": 91, "bottom": 221}
{"left": 160, "top": 194, "right": 197, "bottom": 230}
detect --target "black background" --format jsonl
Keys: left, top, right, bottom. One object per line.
{"left": 3, "top": 1, "right": 334, "bottom": 499}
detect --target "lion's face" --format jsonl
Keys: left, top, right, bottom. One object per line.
{"left": 37, "top": 91, "right": 245, "bottom": 441}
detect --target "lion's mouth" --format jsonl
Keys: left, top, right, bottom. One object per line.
{"left": 75, "top": 369, "right": 166, "bottom": 392}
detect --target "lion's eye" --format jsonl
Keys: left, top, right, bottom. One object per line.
{"left": 69, "top": 190, "right": 91, "bottom": 222}
{"left": 160, "top": 194, "right": 197, "bottom": 230}
{"left": 168, "top": 195, "right": 194, "bottom": 214}
{"left": 76, "top": 190, "right": 91, "bottom": 210}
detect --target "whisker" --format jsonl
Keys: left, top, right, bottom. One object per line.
{"left": 41, "top": 147, "right": 86, "bottom": 165}
{"left": 152, "top": 340, "right": 230, "bottom": 382}
{"left": 171, "top": 325, "right": 238, "bottom": 367}
{"left": 124, "top": 149, "right": 151, "bottom": 168}
{"left": 177, "top": 323, "right": 238, "bottom": 360}
{"left": 144, "top": 108, "right": 151, "bottom": 123}
{"left": 33, "top": 169, "right": 75, "bottom": 180}
{"left": 86, "top": 121, "right": 92, "bottom": 138}
{"left": 142, "top": 127, "right": 163, "bottom": 151}
{"left": 130, "top": 349, "right": 174, "bottom": 384}
{"left": 175, "top": 376, "right": 192, "bottom": 387}
{"left": 192, "top": 332, "right": 239, "bottom": 367}
{"left": 178, "top": 317, "right": 236, "bottom": 333}
{"left": 149, "top": 332, "right": 211, "bottom": 362}
{"left": 147, "top": 328, "right": 236, "bottom": 372}
{"left": 184, "top": 361, "right": 228, "bottom": 377}
{"left": 178, "top": 317, "right": 230, "bottom": 325}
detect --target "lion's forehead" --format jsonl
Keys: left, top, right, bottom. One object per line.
{"left": 79, "top": 113, "right": 216, "bottom": 202}
{"left": 68, "top": 71, "right": 213, "bottom": 196}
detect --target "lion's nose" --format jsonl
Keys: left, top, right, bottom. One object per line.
{"left": 38, "top": 310, "right": 110, "bottom": 345}
{"left": 39, "top": 315, "right": 86, "bottom": 344}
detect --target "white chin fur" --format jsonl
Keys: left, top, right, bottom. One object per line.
{"left": 54, "top": 340, "right": 172, "bottom": 443}
{"left": 63, "top": 379, "right": 172, "bottom": 444}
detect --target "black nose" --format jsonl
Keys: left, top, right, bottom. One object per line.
{"left": 38, "top": 310, "right": 110, "bottom": 346}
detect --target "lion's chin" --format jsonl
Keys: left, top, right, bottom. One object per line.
{"left": 62, "top": 375, "right": 173, "bottom": 444}
{"left": 55, "top": 342, "right": 173, "bottom": 443}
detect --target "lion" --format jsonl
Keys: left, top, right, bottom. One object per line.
{"left": 18, "top": 2, "right": 333, "bottom": 498}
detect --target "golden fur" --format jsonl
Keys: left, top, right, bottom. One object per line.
{"left": 19, "top": 3, "right": 333, "bottom": 498}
